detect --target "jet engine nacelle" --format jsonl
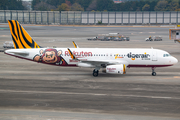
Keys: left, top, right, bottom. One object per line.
{"left": 104, "top": 64, "right": 126, "bottom": 74}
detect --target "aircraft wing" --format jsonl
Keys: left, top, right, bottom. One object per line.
{"left": 67, "top": 48, "right": 129, "bottom": 67}
{"left": 78, "top": 59, "right": 129, "bottom": 67}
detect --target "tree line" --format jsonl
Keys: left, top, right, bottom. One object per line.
{"left": 0, "top": 0, "right": 180, "bottom": 11}
{"left": 32, "top": 0, "right": 180, "bottom": 11}
{"left": 0, "top": 0, "right": 24, "bottom": 10}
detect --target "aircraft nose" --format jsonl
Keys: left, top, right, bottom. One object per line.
{"left": 172, "top": 57, "right": 178, "bottom": 64}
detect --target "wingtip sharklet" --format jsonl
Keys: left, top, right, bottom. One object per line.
{"left": 67, "top": 48, "right": 78, "bottom": 60}
{"left": 72, "top": 41, "right": 79, "bottom": 48}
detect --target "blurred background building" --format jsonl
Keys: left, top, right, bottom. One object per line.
{"left": 22, "top": 0, "right": 32, "bottom": 10}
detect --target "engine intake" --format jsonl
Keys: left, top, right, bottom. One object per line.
{"left": 103, "top": 64, "right": 126, "bottom": 74}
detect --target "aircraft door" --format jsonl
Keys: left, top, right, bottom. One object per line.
{"left": 152, "top": 50, "right": 157, "bottom": 61}
{"left": 176, "top": 31, "right": 180, "bottom": 39}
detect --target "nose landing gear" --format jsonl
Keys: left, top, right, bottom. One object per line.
{"left": 152, "top": 67, "right": 156, "bottom": 76}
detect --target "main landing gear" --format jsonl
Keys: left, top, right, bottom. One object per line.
{"left": 93, "top": 69, "right": 99, "bottom": 77}
{"left": 152, "top": 67, "right": 156, "bottom": 76}
{"left": 93, "top": 67, "right": 100, "bottom": 77}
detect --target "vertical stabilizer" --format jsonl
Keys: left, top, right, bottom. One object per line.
{"left": 8, "top": 20, "right": 41, "bottom": 49}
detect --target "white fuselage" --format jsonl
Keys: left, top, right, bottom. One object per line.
{"left": 5, "top": 48, "right": 178, "bottom": 68}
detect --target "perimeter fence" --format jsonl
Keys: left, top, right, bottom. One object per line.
{"left": 0, "top": 10, "right": 180, "bottom": 25}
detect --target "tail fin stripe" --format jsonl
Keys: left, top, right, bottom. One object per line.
{"left": 19, "top": 24, "right": 35, "bottom": 48}
{"left": 8, "top": 20, "right": 41, "bottom": 49}
{"left": 9, "top": 20, "right": 24, "bottom": 48}
{"left": 9, "top": 20, "right": 18, "bottom": 40}
{"left": 18, "top": 22, "right": 40, "bottom": 48}
{"left": 17, "top": 22, "right": 32, "bottom": 48}
{"left": 12, "top": 36, "right": 19, "bottom": 49}
{"left": 15, "top": 21, "right": 26, "bottom": 48}
{"left": 9, "top": 21, "right": 17, "bottom": 43}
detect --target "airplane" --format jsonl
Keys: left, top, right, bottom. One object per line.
{"left": 4, "top": 20, "right": 178, "bottom": 77}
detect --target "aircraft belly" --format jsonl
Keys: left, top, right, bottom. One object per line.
{"left": 128, "top": 64, "right": 173, "bottom": 67}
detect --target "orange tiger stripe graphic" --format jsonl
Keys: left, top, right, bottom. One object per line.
{"left": 8, "top": 20, "right": 41, "bottom": 49}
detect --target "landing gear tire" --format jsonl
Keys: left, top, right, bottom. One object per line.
{"left": 152, "top": 72, "right": 156, "bottom": 76}
{"left": 151, "top": 67, "right": 156, "bottom": 76}
{"left": 93, "top": 69, "right": 99, "bottom": 77}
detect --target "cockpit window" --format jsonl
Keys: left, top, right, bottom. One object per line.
{"left": 163, "top": 54, "right": 171, "bottom": 57}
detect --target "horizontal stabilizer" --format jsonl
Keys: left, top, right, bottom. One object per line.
{"left": 5, "top": 50, "right": 29, "bottom": 56}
